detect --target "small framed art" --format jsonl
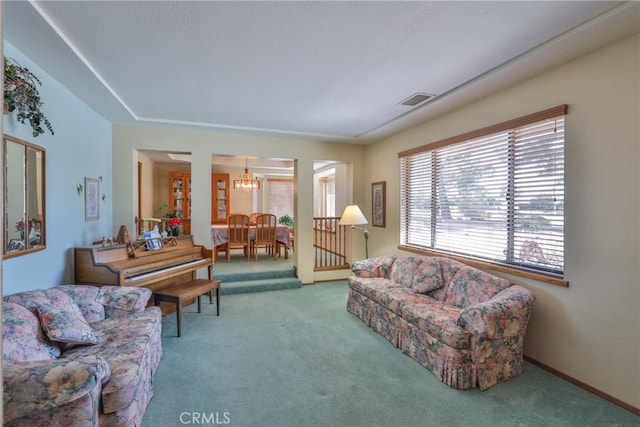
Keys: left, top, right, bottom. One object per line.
{"left": 371, "top": 181, "right": 386, "bottom": 228}
{"left": 84, "top": 177, "right": 100, "bottom": 221}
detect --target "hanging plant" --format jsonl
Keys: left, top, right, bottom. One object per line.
{"left": 4, "top": 56, "right": 54, "bottom": 137}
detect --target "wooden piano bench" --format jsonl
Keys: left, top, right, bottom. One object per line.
{"left": 154, "top": 279, "right": 221, "bottom": 337}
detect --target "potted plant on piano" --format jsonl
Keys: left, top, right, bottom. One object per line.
{"left": 168, "top": 217, "right": 183, "bottom": 237}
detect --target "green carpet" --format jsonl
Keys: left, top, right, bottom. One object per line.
{"left": 142, "top": 281, "right": 638, "bottom": 427}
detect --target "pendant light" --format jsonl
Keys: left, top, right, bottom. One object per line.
{"left": 233, "top": 158, "right": 261, "bottom": 191}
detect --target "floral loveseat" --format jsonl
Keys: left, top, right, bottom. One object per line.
{"left": 347, "top": 255, "right": 536, "bottom": 390}
{"left": 3, "top": 285, "right": 163, "bottom": 426}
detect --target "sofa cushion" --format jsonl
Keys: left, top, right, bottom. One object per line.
{"left": 426, "top": 257, "right": 467, "bottom": 301}
{"left": 390, "top": 256, "right": 424, "bottom": 287}
{"left": 36, "top": 289, "right": 103, "bottom": 347}
{"left": 402, "top": 303, "right": 471, "bottom": 349}
{"left": 443, "top": 266, "right": 512, "bottom": 308}
{"left": 373, "top": 287, "right": 437, "bottom": 316}
{"left": 56, "top": 285, "right": 106, "bottom": 323}
{"left": 2, "top": 302, "right": 61, "bottom": 362}
{"left": 348, "top": 277, "right": 403, "bottom": 302}
{"left": 349, "top": 277, "right": 436, "bottom": 315}
{"left": 412, "top": 257, "right": 444, "bottom": 294}
{"left": 65, "top": 307, "right": 162, "bottom": 414}
{"left": 96, "top": 286, "right": 151, "bottom": 317}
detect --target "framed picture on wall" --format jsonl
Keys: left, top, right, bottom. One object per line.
{"left": 371, "top": 181, "right": 386, "bottom": 228}
{"left": 84, "top": 177, "right": 100, "bottom": 221}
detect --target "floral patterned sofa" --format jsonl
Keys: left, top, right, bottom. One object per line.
{"left": 3, "top": 285, "right": 163, "bottom": 426}
{"left": 347, "top": 255, "right": 536, "bottom": 390}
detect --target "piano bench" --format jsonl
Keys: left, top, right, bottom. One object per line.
{"left": 154, "top": 279, "right": 221, "bottom": 337}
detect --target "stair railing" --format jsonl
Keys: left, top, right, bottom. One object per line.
{"left": 313, "top": 216, "right": 349, "bottom": 271}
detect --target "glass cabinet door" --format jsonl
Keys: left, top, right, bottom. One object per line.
{"left": 171, "top": 176, "right": 184, "bottom": 217}
{"left": 216, "top": 176, "right": 227, "bottom": 222}
{"left": 169, "top": 173, "right": 190, "bottom": 218}
{"left": 212, "top": 174, "right": 229, "bottom": 224}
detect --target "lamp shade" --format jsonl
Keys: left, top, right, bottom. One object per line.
{"left": 339, "top": 205, "right": 368, "bottom": 226}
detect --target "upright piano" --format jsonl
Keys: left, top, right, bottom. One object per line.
{"left": 74, "top": 235, "right": 213, "bottom": 303}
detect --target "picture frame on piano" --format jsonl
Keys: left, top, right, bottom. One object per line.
{"left": 143, "top": 231, "right": 163, "bottom": 251}
{"left": 145, "top": 238, "right": 163, "bottom": 250}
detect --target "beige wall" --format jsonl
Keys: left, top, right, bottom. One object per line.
{"left": 114, "top": 128, "right": 366, "bottom": 284}
{"left": 365, "top": 34, "right": 640, "bottom": 408}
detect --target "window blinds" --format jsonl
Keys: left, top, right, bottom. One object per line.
{"left": 267, "top": 180, "right": 294, "bottom": 220}
{"left": 400, "top": 108, "right": 565, "bottom": 275}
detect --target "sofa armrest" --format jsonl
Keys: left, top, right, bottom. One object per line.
{"left": 457, "top": 285, "right": 536, "bottom": 339}
{"left": 96, "top": 286, "right": 152, "bottom": 317}
{"left": 3, "top": 355, "right": 110, "bottom": 421}
{"left": 351, "top": 255, "right": 397, "bottom": 278}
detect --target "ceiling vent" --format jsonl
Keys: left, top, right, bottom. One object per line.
{"left": 399, "top": 92, "right": 436, "bottom": 107}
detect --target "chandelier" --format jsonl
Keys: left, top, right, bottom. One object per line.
{"left": 232, "top": 158, "right": 261, "bottom": 191}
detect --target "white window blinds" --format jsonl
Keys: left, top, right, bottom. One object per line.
{"left": 267, "top": 180, "right": 294, "bottom": 220}
{"left": 400, "top": 106, "right": 566, "bottom": 276}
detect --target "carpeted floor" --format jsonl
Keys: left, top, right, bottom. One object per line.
{"left": 142, "top": 281, "right": 638, "bottom": 427}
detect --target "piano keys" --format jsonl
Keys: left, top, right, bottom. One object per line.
{"left": 126, "top": 259, "right": 207, "bottom": 283}
{"left": 74, "top": 234, "right": 213, "bottom": 294}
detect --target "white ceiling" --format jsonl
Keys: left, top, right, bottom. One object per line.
{"left": 3, "top": 1, "right": 639, "bottom": 144}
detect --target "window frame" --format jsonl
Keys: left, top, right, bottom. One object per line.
{"left": 398, "top": 105, "right": 569, "bottom": 287}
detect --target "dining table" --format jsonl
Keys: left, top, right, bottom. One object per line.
{"left": 211, "top": 224, "right": 292, "bottom": 251}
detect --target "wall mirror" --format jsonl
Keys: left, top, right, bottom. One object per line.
{"left": 3, "top": 134, "right": 46, "bottom": 258}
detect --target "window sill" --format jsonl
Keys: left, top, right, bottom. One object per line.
{"left": 397, "top": 245, "right": 569, "bottom": 288}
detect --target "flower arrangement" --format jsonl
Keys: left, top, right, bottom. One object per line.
{"left": 4, "top": 56, "right": 54, "bottom": 137}
{"left": 15, "top": 218, "right": 33, "bottom": 232}
{"left": 167, "top": 216, "right": 183, "bottom": 236}
{"left": 168, "top": 217, "right": 183, "bottom": 228}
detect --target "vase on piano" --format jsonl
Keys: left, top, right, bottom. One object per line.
{"left": 170, "top": 226, "right": 180, "bottom": 236}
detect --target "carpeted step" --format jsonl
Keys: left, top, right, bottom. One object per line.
{"left": 214, "top": 268, "right": 296, "bottom": 283}
{"left": 220, "top": 277, "right": 302, "bottom": 295}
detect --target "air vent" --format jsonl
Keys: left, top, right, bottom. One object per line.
{"left": 399, "top": 92, "right": 436, "bottom": 106}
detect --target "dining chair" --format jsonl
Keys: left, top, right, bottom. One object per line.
{"left": 213, "top": 243, "right": 226, "bottom": 262}
{"left": 248, "top": 212, "right": 262, "bottom": 225}
{"left": 226, "top": 214, "right": 251, "bottom": 262}
{"left": 252, "top": 214, "right": 277, "bottom": 260}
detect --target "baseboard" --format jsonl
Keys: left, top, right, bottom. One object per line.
{"left": 524, "top": 355, "right": 640, "bottom": 416}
